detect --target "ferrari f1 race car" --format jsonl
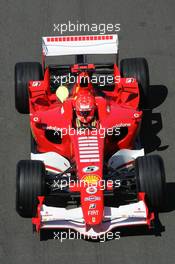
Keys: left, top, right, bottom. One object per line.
{"left": 15, "top": 34, "right": 166, "bottom": 240}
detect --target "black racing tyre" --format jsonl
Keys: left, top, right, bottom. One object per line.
{"left": 16, "top": 160, "right": 45, "bottom": 218}
{"left": 120, "top": 58, "right": 150, "bottom": 108}
{"left": 15, "top": 62, "right": 43, "bottom": 114}
{"left": 135, "top": 155, "right": 166, "bottom": 211}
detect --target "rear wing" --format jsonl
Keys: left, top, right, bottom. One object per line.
{"left": 42, "top": 34, "right": 118, "bottom": 57}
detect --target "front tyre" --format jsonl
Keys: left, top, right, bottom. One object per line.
{"left": 16, "top": 160, "right": 45, "bottom": 217}
{"left": 135, "top": 155, "right": 166, "bottom": 211}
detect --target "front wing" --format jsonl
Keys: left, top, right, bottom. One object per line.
{"left": 32, "top": 194, "right": 154, "bottom": 237}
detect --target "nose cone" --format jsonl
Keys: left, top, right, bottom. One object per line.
{"left": 81, "top": 187, "right": 104, "bottom": 226}
{"left": 70, "top": 132, "right": 105, "bottom": 226}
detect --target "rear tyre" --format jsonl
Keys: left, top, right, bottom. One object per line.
{"left": 120, "top": 58, "right": 150, "bottom": 108}
{"left": 16, "top": 160, "right": 45, "bottom": 217}
{"left": 135, "top": 155, "right": 166, "bottom": 211}
{"left": 15, "top": 62, "right": 43, "bottom": 114}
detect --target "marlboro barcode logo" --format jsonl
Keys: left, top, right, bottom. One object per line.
{"left": 78, "top": 136, "right": 100, "bottom": 163}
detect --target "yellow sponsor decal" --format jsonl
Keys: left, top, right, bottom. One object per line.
{"left": 82, "top": 174, "right": 100, "bottom": 184}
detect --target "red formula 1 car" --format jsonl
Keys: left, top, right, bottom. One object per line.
{"left": 15, "top": 35, "right": 166, "bottom": 239}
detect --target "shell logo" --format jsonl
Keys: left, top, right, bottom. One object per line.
{"left": 82, "top": 174, "right": 100, "bottom": 184}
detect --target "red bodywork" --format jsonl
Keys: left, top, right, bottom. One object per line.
{"left": 29, "top": 64, "right": 143, "bottom": 226}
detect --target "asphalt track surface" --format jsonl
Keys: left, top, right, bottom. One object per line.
{"left": 0, "top": 0, "right": 175, "bottom": 263}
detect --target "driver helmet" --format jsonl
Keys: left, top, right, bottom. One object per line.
{"left": 75, "top": 95, "right": 95, "bottom": 123}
